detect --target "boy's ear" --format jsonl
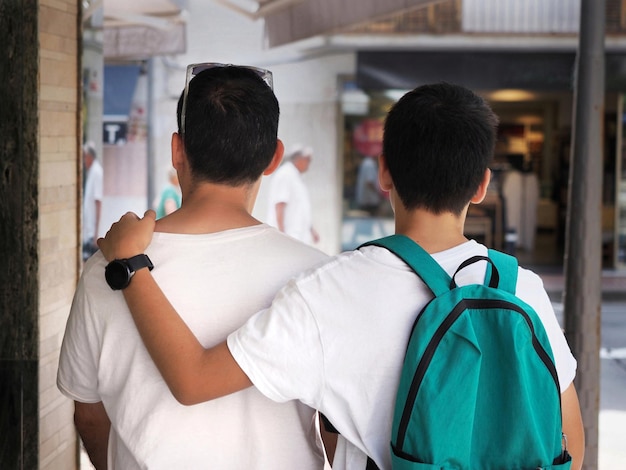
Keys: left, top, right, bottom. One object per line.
{"left": 470, "top": 169, "right": 492, "bottom": 204}
{"left": 378, "top": 154, "right": 393, "bottom": 191}
{"left": 263, "top": 139, "right": 285, "bottom": 176}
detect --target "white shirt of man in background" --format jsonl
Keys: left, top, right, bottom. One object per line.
{"left": 82, "top": 141, "right": 103, "bottom": 260}
{"left": 266, "top": 144, "right": 319, "bottom": 244}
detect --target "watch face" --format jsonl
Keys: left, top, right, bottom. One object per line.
{"left": 105, "top": 260, "right": 131, "bottom": 290}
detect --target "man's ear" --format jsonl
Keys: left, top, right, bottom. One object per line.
{"left": 263, "top": 139, "right": 285, "bottom": 175}
{"left": 378, "top": 154, "right": 393, "bottom": 191}
{"left": 171, "top": 132, "right": 185, "bottom": 171}
{"left": 470, "top": 168, "right": 492, "bottom": 204}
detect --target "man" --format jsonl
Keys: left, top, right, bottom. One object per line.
{"left": 58, "top": 65, "right": 329, "bottom": 469}
{"left": 266, "top": 144, "right": 319, "bottom": 244}
{"left": 97, "top": 83, "right": 585, "bottom": 470}
{"left": 82, "top": 141, "right": 103, "bottom": 260}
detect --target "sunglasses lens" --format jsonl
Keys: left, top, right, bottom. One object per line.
{"left": 189, "top": 63, "right": 273, "bottom": 89}
{"left": 182, "top": 63, "right": 273, "bottom": 135}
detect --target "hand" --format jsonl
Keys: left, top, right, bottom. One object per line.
{"left": 311, "top": 227, "right": 320, "bottom": 244}
{"left": 97, "top": 210, "right": 156, "bottom": 261}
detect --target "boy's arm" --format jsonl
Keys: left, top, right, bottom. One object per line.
{"left": 561, "top": 383, "right": 584, "bottom": 470}
{"left": 98, "top": 211, "right": 253, "bottom": 405}
{"left": 122, "top": 269, "right": 252, "bottom": 404}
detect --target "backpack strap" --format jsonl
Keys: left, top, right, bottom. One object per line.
{"left": 360, "top": 234, "right": 451, "bottom": 297}
{"left": 361, "top": 236, "right": 520, "bottom": 295}
{"left": 487, "top": 249, "right": 518, "bottom": 294}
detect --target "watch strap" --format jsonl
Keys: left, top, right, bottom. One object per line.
{"left": 125, "top": 254, "right": 154, "bottom": 273}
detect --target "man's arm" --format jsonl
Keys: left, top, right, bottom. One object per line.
{"left": 310, "top": 226, "right": 320, "bottom": 244}
{"left": 98, "top": 211, "right": 252, "bottom": 405}
{"left": 74, "top": 401, "right": 110, "bottom": 470}
{"left": 275, "top": 202, "right": 287, "bottom": 232}
{"left": 94, "top": 199, "right": 102, "bottom": 241}
{"left": 561, "top": 383, "right": 584, "bottom": 470}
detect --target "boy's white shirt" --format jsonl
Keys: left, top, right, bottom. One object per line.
{"left": 229, "top": 240, "right": 577, "bottom": 469}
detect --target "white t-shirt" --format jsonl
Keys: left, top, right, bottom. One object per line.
{"left": 58, "top": 224, "right": 329, "bottom": 470}
{"left": 266, "top": 161, "right": 313, "bottom": 244}
{"left": 228, "top": 240, "right": 577, "bottom": 470}
{"left": 83, "top": 159, "right": 103, "bottom": 241}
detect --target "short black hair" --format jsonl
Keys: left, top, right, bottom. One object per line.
{"left": 176, "top": 66, "right": 280, "bottom": 185}
{"left": 383, "top": 83, "right": 498, "bottom": 215}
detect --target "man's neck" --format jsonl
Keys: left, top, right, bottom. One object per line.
{"left": 155, "top": 183, "right": 260, "bottom": 235}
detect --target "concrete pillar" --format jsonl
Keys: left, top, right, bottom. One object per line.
{"left": 563, "top": 0, "right": 605, "bottom": 468}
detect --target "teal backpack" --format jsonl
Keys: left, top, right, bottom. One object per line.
{"left": 362, "top": 235, "right": 571, "bottom": 470}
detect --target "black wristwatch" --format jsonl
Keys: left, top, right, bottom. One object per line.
{"left": 105, "top": 254, "right": 154, "bottom": 290}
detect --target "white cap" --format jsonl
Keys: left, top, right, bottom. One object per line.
{"left": 288, "top": 144, "right": 313, "bottom": 161}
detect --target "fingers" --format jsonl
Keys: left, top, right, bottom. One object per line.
{"left": 121, "top": 211, "right": 141, "bottom": 221}
{"left": 96, "top": 210, "right": 156, "bottom": 261}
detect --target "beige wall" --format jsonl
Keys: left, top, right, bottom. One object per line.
{"left": 38, "top": 0, "right": 80, "bottom": 468}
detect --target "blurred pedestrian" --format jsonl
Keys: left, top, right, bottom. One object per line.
{"left": 266, "top": 144, "right": 319, "bottom": 244}
{"left": 355, "top": 154, "right": 382, "bottom": 215}
{"left": 82, "top": 141, "right": 103, "bottom": 261}
{"left": 155, "top": 169, "right": 182, "bottom": 219}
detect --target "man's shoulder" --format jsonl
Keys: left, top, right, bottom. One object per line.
{"left": 263, "top": 228, "right": 329, "bottom": 263}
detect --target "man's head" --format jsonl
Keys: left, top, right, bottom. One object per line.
{"left": 83, "top": 141, "right": 97, "bottom": 169}
{"left": 382, "top": 83, "right": 498, "bottom": 215}
{"left": 287, "top": 144, "right": 313, "bottom": 174}
{"left": 176, "top": 65, "right": 280, "bottom": 186}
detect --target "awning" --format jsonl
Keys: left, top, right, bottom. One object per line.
{"left": 101, "top": 0, "right": 186, "bottom": 60}
{"left": 356, "top": 51, "right": 626, "bottom": 92}
{"left": 261, "top": 0, "right": 441, "bottom": 47}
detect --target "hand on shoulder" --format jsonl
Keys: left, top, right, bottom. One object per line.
{"left": 98, "top": 210, "right": 156, "bottom": 261}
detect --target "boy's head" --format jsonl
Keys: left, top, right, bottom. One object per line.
{"left": 383, "top": 83, "right": 498, "bottom": 215}
{"left": 176, "top": 64, "right": 279, "bottom": 186}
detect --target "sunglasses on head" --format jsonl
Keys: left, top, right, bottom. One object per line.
{"left": 180, "top": 62, "right": 274, "bottom": 136}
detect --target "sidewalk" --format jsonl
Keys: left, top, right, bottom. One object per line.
{"left": 538, "top": 269, "right": 626, "bottom": 302}
{"left": 541, "top": 269, "right": 626, "bottom": 470}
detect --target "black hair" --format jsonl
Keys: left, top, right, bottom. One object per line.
{"left": 176, "top": 66, "right": 279, "bottom": 185}
{"left": 382, "top": 83, "right": 498, "bottom": 215}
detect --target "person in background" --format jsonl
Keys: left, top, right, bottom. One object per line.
{"left": 58, "top": 64, "right": 330, "bottom": 470}
{"left": 82, "top": 141, "right": 103, "bottom": 261}
{"left": 355, "top": 154, "right": 382, "bottom": 215}
{"left": 266, "top": 144, "right": 319, "bottom": 244}
{"left": 155, "top": 168, "right": 182, "bottom": 219}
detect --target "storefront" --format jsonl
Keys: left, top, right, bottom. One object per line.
{"left": 339, "top": 50, "right": 626, "bottom": 269}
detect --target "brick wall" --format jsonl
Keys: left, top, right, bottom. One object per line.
{"left": 38, "top": 0, "right": 80, "bottom": 468}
